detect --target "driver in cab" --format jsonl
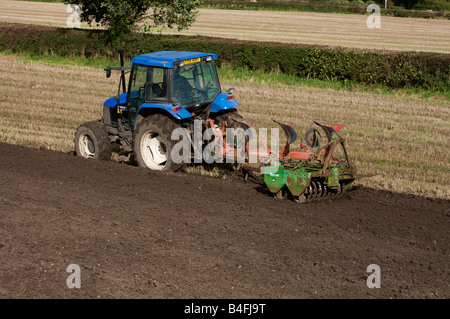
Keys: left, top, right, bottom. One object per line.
{"left": 172, "top": 67, "right": 194, "bottom": 105}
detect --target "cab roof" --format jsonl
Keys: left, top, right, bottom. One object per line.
{"left": 132, "top": 51, "right": 218, "bottom": 68}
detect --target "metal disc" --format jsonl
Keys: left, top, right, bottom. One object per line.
{"left": 304, "top": 128, "right": 321, "bottom": 148}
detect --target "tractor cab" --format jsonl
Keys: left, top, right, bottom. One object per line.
{"left": 103, "top": 50, "right": 237, "bottom": 138}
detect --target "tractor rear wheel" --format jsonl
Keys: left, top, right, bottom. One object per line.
{"left": 133, "top": 115, "right": 184, "bottom": 171}
{"left": 74, "top": 120, "right": 112, "bottom": 160}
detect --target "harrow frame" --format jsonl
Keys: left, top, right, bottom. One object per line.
{"left": 260, "top": 120, "right": 368, "bottom": 203}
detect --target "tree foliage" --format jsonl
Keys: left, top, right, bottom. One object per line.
{"left": 66, "top": 0, "right": 202, "bottom": 37}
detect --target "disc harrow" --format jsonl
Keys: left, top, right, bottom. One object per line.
{"left": 258, "top": 120, "right": 372, "bottom": 203}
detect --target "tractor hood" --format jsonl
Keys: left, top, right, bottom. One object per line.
{"left": 104, "top": 93, "right": 127, "bottom": 108}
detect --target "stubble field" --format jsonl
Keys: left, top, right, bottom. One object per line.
{"left": 0, "top": 54, "right": 448, "bottom": 200}
{"left": 0, "top": 0, "right": 449, "bottom": 53}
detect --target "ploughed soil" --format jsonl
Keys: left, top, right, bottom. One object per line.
{"left": 0, "top": 142, "right": 448, "bottom": 299}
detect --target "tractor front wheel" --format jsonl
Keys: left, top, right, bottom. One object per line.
{"left": 74, "top": 120, "right": 112, "bottom": 160}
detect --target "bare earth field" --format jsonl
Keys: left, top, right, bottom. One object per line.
{"left": 0, "top": 142, "right": 449, "bottom": 299}
{"left": 0, "top": 0, "right": 449, "bottom": 53}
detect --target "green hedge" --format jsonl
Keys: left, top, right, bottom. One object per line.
{"left": 393, "top": 0, "right": 450, "bottom": 11}
{"left": 202, "top": 0, "right": 367, "bottom": 14}
{"left": 201, "top": 0, "right": 450, "bottom": 18}
{"left": 0, "top": 23, "right": 448, "bottom": 91}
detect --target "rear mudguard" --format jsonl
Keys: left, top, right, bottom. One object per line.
{"left": 134, "top": 102, "right": 192, "bottom": 127}
{"left": 209, "top": 92, "right": 238, "bottom": 113}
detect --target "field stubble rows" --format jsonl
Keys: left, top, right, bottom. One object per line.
{"left": 0, "top": 55, "right": 448, "bottom": 199}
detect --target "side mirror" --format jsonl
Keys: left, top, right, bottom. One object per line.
{"left": 104, "top": 67, "right": 111, "bottom": 78}
{"left": 227, "top": 88, "right": 235, "bottom": 94}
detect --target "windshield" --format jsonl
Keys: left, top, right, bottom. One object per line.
{"left": 171, "top": 60, "right": 220, "bottom": 106}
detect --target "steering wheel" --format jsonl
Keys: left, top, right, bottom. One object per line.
{"left": 195, "top": 80, "right": 213, "bottom": 100}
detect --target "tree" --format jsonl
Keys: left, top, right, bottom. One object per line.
{"left": 66, "top": 0, "right": 202, "bottom": 37}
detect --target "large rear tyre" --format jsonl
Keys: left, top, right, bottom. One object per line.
{"left": 133, "top": 115, "right": 184, "bottom": 171}
{"left": 74, "top": 120, "right": 112, "bottom": 160}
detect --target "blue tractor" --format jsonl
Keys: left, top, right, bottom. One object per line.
{"left": 74, "top": 49, "right": 370, "bottom": 202}
{"left": 74, "top": 49, "right": 245, "bottom": 171}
